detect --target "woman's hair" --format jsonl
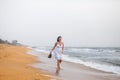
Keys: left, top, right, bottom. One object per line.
{"left": 57, "top": 36, "right": 62, "bottom": 42}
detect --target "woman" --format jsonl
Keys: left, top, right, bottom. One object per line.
{"left": 50, "top": 36, "right": 64, "bottom": 73}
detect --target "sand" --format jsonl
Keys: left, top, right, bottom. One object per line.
{"left": 0, "top": 44, "right": 53, "bottom": 80}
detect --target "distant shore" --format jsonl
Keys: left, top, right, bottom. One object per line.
{"left": 0, "top": 44, "right": 53, "bottom": 80}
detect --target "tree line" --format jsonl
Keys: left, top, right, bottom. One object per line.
{"left": 0, "top": 38, "right": 20, "bottom": 45}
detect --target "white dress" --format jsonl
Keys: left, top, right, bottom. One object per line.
{"left": 53, "top": 44, "right": 63, "bottom": 60}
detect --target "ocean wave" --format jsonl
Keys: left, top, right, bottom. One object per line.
{"left": 63, "top": 54, "right": 120, "bottom": 74}
{"left": 65, "top": 48, "right": 120, "bottom": 53}
{"left": 32, "top": 46, "right": 120, "bottom": 74}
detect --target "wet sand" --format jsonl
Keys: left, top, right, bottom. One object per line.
{"left": 0, "top": 44, "right": 54, "bottom": 80}
{"left": 29, "top": 50, "right": 120, "bottom": 80}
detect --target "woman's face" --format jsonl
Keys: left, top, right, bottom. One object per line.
{"left": 59, "top": 37, "right": 62, "bottom": 41}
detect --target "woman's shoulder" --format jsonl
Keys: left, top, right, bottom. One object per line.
{"left": 55, "top": 42, "right": 64, "bottom": 45}
{"left": 55, "top": 42, "right": 58, "bottom": 44}
{"left": 61, "top": 42, "right": 64, "bottom": 44}
{"left": 55, "top": 42, "right": 58, "bottom": 45}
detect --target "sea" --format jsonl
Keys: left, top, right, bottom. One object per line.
{"left": 31, "top": 46, "right": 120, "bottom": 74}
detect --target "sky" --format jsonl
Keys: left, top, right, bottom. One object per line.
{"left": 0, "top": 0, "right": 120, "bottom": 47}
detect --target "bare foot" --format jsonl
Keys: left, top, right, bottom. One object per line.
{"left": 56, "top": 68, "right": 60, "bottom": 75}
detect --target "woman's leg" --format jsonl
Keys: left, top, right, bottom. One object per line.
{"left": 59, "top": 59, "right": 62, "bottom": 63}
{"left": 56, "top": 60, "right": 61, "bottom": 73}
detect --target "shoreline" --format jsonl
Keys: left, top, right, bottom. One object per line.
{"left": 0, "top": 44, "right": 54, "bottom": 80}
{"left": 29, "top": 50, "right": 120, "bottom": 80}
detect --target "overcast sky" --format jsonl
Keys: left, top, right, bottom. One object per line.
{"left": 0, "top": 0, "right": 120, "bottom": 47}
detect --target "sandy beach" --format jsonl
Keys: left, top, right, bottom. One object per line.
{"left": 29, "top": 50, "right": 120, "bottom": 80}
{"left": 0, "top": 44, "right": 53, "bottom": 80}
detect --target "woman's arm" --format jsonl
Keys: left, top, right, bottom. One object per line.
{"left": 51, "top": 42, "right": 57, "bottom": 52}
{"left": 62, "top": 42, "right": 64, "bottom": 54}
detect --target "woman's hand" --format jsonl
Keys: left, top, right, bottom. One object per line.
{"left": 50, "top": 50, "right": 53, "bottom": 54}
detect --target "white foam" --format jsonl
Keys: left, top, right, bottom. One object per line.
{"left": 34, "top": 48, "right": 49, "bottom": 53}
{"left": 63, "top": 54, "right": 120, "bottom": 74}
